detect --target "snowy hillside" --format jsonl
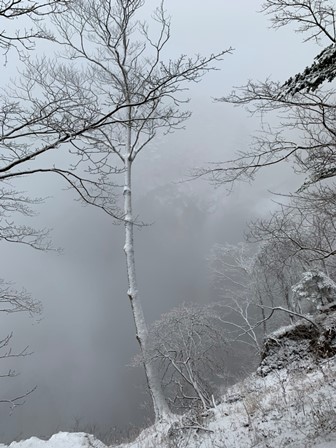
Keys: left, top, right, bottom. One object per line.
{"left": 115, "top": 304, "right": 336, "bottom": 448}
{"left": 2, "top": 305, "right": 336, "bottom": 448}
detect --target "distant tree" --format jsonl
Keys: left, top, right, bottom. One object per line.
{"left": 209, "top": 240, "right": 304, "bottom": 335}
{"left": 143, "top": 303, "right": 228, "bottom": 413}
{"left": 208, "top": 239, "right": 333, "bottom": 369}
{"left": 0, "top": 188, "right": 46, "bottom": 411}
{"left": 0, "top": 287, "right": 40, "bottom": 411}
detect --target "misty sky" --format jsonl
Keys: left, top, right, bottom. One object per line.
{"left": 0, "top": 0, "right": 319, "bottom": 443}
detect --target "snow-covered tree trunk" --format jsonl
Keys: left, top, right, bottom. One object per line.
{"left": 123, "top": 120, "right": 171, "bottom": 421}
{"left": 32, "top": 0, "right": 228, "bottom": 420}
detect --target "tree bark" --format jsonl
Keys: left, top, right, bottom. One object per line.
{"left": 123, "top": 124, "right": 171, "bottom": 421}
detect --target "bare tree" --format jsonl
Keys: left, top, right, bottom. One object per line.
{"left": 208, "top": 189, "right": 336, "bottom": 345}
{"left": 208, "top": 190, "right": 336, "bottom": 352}
{"left": 0, "top": 187, "right": 45, "bottom": 410}
{"left": 0, "top": 0, "right": 76, "bottom": 413}
{"left": 0, "top": 1, "right": 118, "bottom": 217}
{"left": 0, "top": 70, "right": 121, "bottom": 216}
{"left": 0, "top": 331, "right": 37, "bottom": 412}
{"left": 262, "top": 0, "right": 336, "bottom": 44}
{"left": 0, "top": 279, "right": 41, "bottom": 315}
{"left": 0, "top": 198, "right": 43, "bottom": 411}
{"left": 193, "top": 0, "right": 336, "bottom": 192}
{"left": 193, "top": 0, "right": 336, "bottom": 327}
{"left": 0, "top": 179, "right": 50, "bottom": 327}
{"left": 195, "top": 84, "right": 336, "bottom": 191}
{"left": 261, "top": 0, "right": 336, "bottom": 94}
{"left": 248, "top": 190, "right": 336, "bottom": 272}
{"left": 9, "top": 0, "right": 231, "bottom": 421}
{"left": 143, "top": 303, "right": 227, "bottom": 413}
{"left": 209, "top": 241, "right": 303, "bottom": 334}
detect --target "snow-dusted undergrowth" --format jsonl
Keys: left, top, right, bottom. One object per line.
{"left": 2, "top": 307, "right": 336, "bottom": 448}
{"left": 114, "top": 356, "right": 336, "bottom": 448}
{"left": 115, "top": 305, "right": 336, "bottom": 448}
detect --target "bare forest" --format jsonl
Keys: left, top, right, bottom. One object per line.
{"left": 0, "top": 1, "right": 336, "bottom": 447}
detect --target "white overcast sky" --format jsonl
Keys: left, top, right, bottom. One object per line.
{"left": 0, "top": 0, "right": 322, "bottom": 442}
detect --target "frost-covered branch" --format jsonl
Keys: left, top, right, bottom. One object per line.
{"left": 0, "top": 0, "right": 71, "bottom": 57}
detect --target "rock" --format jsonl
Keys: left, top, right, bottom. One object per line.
{"left": 257, "top": 307, "right": 336, "bottom": 376}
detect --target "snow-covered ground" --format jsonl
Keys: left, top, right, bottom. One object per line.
{"left": 113, "top": 355, "right": 336, "bottom": 448}
{"left": 2, "top": 308, "right": 336, "bottom": 448}
{"left": 0, "top": 433, "right": 107, "bottom": 448}
{"left": 2, "top": 354, "right": 335, "bottom": 448}
{"left": 115, "top": 307, "right": 336, "bottom": 448}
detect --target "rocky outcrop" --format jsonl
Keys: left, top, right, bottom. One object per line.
{"left": 258, "top": 303, "right": 336, "bottom": 376}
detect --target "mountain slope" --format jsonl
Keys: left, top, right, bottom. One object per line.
{"left": 117, "top": 304, "right": 336, "bottom": 448}
{"left": 1, "top": 305, "right": 336, "bottom": 448}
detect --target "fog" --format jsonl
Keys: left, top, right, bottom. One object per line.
{"left": 0, "top": 0, "right": 317, "bottom": 443}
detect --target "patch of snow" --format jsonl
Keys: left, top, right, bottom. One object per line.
{"left": 0, "top": 433, "right": 107, "bottom": 448}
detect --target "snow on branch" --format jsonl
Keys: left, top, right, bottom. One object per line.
{"left": 292, "top": 270, "right": 336, "bottom": 308}
{"left": 280, "top": 44, "right": 336, "bottom": 96}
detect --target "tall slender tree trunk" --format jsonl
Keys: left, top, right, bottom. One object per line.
{"left": 122, "top": 122, "right": 171, "bottom": 422}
